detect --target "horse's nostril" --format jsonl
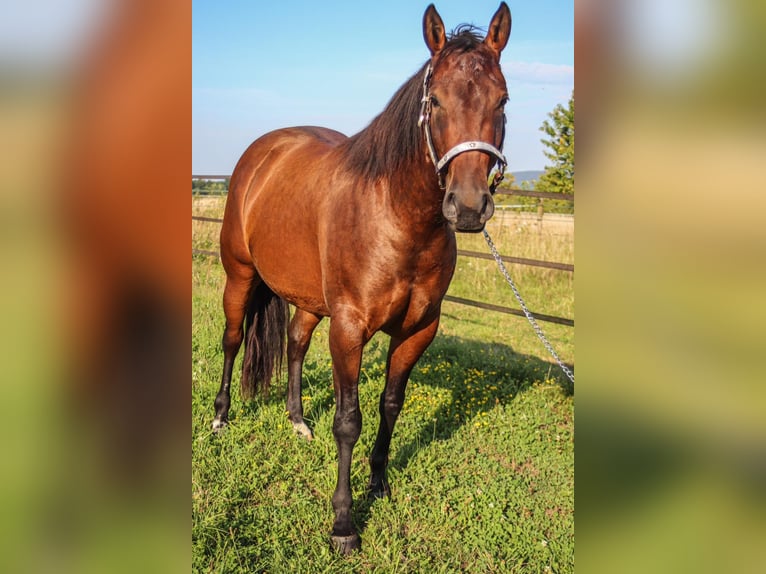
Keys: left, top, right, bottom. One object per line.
{"left": 480, "top": 193, "right": 494, "bottom": 223}
{"left": 442, "top": 192, "right": 458, "bottom": 222}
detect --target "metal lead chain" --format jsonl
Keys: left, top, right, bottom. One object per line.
{"left": 483, "top": 229, "right": 575, "bottom": 384}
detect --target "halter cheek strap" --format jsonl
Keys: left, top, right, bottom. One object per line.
{"left": 418, "top": 63, "right": 507, "bottom": 191}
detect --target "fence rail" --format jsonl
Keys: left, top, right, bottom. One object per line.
{"left": 193, "top": 179, "right": 574, "bottom": 327}
{"left": 443, "top": 295, "right": 574, "bottom": 326}
{"left": 494, "top": 188, "right": 573, "bottom": 201}
{"left": 193, "top": 176, "right": 574, "bottom": 202}
{"left": 456, "top": 249, "right": 573, "bottom": 273}
{"left": 192, "top": 215, "right": 224, "bottom": 223}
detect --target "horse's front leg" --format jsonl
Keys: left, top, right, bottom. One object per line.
{"left": 369, "top": 316, "right": 440, "bottom": 499}
{"left": 327, "top": 311, "right": 369, "bottom": 555}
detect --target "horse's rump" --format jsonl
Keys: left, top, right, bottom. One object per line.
{"left": 222, "top": 126, "right": 347, "bottom": 314}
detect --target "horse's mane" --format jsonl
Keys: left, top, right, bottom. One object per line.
{"left": 341, "top": 26, "right": 485, "bottom": 181}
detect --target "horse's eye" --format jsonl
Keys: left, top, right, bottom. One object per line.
{"left": 498, "top": 96, "right": 509, "bottom": 109}
{"left": 430, "top": 96, "right": 441, "bottom": 108}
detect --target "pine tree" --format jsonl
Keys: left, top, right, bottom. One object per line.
{"left": 537, "top": 92, "right": 574, "bottom": 196}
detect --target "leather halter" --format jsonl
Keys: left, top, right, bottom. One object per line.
{"left": 417, "top": 62, "right": 507, "bottom": 191}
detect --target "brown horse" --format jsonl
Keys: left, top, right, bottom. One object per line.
{"left": 213, "top": 3, "right": 511, "bottom": 554}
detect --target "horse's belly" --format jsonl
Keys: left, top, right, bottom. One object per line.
{"left": 261, "top": 260, "right": 328, "bottom": 316}
{"left": 248, "top": 224, "right": 328, "bottom": 315}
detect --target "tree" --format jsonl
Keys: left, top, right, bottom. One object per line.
{"left": 537, "top": 92, "right": 574, "bottom": 196}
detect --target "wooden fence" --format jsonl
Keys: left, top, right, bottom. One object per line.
{"left": 192, "top": 177, "right": 574, "bottom": 327}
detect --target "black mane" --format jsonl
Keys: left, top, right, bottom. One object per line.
{"left": 341, "top": 26, "right": 486, "bottom": 181}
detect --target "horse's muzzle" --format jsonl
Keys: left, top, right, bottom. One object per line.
{"left": 442, "top": 189, "right": 495, "bottom": 232}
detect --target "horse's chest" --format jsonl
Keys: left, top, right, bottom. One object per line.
{"left": 383, "top": 261, "right": 453, "bottom": 335}
{"left": 400, "top": 286, "right": 438, "bottom": 325}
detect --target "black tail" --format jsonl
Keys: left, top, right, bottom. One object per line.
{"left": 240, "top": 282, "right": 290, "bottom": 399}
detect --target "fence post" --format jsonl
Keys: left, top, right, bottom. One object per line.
{"left": 536, "top": 197, "right": 544, "bottom": 233}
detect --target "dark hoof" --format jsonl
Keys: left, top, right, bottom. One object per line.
{"left": 330, "top": 533, "right": 361, "bottom": 555}
{"left": 367, "top": 479, "right": 391, "bottom": 500}
{"left": 368, "top": 485, "right": 391, "bottom": 500}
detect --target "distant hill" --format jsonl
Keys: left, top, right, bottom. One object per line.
{"left": 510, "top": 170, "right": 544, "bottom": 186}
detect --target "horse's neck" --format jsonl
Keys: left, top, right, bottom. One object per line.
{"left": 383, "top": 161, "right": 446, "bottom": 234}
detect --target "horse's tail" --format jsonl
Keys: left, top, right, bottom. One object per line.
{"left": 240, "top": 282, "right": 290, "bottom": 399}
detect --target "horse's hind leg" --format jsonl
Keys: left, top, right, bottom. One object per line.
{"left": 286, "top": 308, "right": 322, "bottom": 439}
{"left": 212, "top": 263, "right": 255, "bottom": 430}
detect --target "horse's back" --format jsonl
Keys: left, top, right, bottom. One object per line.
{"left": 221, "top": 126, "right": 347, "bottom": 313}
{"left": 227, "top": 126, "right": 345, "bottom": 212}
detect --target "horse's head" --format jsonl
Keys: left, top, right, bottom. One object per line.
{"left": 421, "top": 3, "right": 511, "bottom": 232}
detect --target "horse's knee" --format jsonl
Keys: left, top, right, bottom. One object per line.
{"left": 381, "top": 397, "right": 403, "bottom": 419}
{"left": 333, "top": 407, "right": 362, "bottom": 444}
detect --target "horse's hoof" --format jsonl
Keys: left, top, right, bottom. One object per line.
{"left": 367, "top": 478, "right": 391, "bottom": 500}
{"left": 211, "top": 417, "right": 227, "bottom": 432}
{"left": 330, "top": 533, "right": 361, "bottom": 555}
{"left": 292, "top": 421, "right": 314, "bottom": 441}
{"left": 368, "top": 484, "right": 391, "bottom": 500}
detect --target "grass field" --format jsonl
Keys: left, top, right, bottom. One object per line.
{"left": 192, "top": 197, "right": 574, "bottom": 573}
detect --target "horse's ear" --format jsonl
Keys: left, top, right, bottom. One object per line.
{"left": 485, "top": 2, "right": 512, "bottom": 55}
{"left": 423, "top": 4, "right": 446, "bottom": 56}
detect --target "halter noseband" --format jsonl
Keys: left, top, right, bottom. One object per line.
{"left": 417, "top": 62, "right": 507, "bottom": 191}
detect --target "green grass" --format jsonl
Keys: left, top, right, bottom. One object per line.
{"left": 192, "top": 198, "right": 574, "bottom": 572}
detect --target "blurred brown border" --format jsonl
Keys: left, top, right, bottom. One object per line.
{"left": 576, "top": 1, "right": 766, "bottom": 572}
{"left": 1, "top": 1, "right": 191, "bottom": 572}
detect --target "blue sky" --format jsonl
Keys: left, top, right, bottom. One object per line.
{"left": 193, "top": 1, "right": 573, "bottom": 174}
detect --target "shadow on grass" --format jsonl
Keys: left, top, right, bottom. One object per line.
{"left": 226, "top": 330, "right": 573, "bottom": 541}
{"left": 388, "top": 333, "right": 572, "bottom": 473}
{"left": 357, "top": 333, "right": 574, "bottom": 537}
{"left": 349, "top": 332, "right": 573, "bottom": 537}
